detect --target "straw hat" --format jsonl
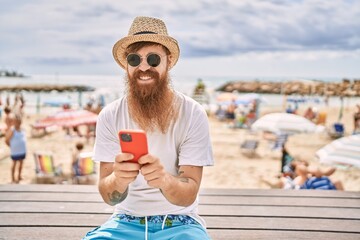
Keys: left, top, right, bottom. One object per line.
{"left": 113, "top": 16, "right": 180, "bottom": 69}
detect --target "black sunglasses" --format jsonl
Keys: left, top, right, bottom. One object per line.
{"left": 126, "top": 53, "right": 166, "bottom": 68}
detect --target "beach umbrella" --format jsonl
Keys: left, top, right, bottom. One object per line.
{"left": 32, "top": 109, "right": 97, "bottom": 129}
{"left": 316, "top": 134, "right": 360, "bottom": 168}
{"left": 251, "top": 112, "right": 320, "bottom": 134}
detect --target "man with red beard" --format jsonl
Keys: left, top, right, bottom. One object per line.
{"left": 83, "top": 17, "right": 214, "bottom": 240}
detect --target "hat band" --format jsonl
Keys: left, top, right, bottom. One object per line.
{"left": 133, "top": 31, "right": 157, "bottom": 35}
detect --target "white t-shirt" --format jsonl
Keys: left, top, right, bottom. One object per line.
{"left": 93, "top": 91, "right": 214, "bottom": 226}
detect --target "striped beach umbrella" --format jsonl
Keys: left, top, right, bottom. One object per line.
{"left": 33, "top": 109, "right": 97, "bottom": 129}
{"left": 316, "top": 134, "right": 360, "bottom": 168}
{"left": 251, "top": 112, "right": 319, "bottom": 134}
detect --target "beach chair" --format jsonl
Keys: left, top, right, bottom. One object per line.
{"left": 72, "top": 152, "right": 96, "bottom": 184}
{"left": 240, "top": 139, "right": 259, "bottom": 157}
{"left": 33, "top": 152, "right": 63, "bottom": 184}
{"left": 269, "top": 133, "right": 288, "bottom": 151}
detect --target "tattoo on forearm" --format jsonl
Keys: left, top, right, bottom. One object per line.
{"left": 178, "top": 170, "right": 189, "bottom": 183}
{"left": 179, "top": 177, "right": 189, "bottom": 183}
{"left": 108, "top": 188, "right": 128, "bottom": 205}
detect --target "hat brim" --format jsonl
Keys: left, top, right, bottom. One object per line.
{"left": 113, "top": 34, "right": 180, "bottom": 69}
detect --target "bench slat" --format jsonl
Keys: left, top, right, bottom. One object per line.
{"left": 0, "top": 202, "right": 359, "bottom": 219}
{"left": 1, "top": 184, "right": 359, "bottom": 198}
{"left": 1, "top": 213, "right": 359, "bottom": 233}
{"left": 0, "top": 227, "right": 359, "bottom": 240}
{"left": 1, "top": 192, "right": 359, "bottom": 208}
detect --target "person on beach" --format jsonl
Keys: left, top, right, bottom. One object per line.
{"left": 353, "top": 104, "right": 360, "bottom": 134}
{"left": 5, "top": 114, "right": 27, "bottom": 184}
{"left": 262, "top": 160, "right": 343, "bottom": 190}
{"left": 3, "top": 106, "right": 13, "bottom": 131}
{"left": 281, "top": 143, "right": 294, "bottom": 174}
{"left": 83, "top": 16, "right": 214, "bottom": 240}
{"left": 71, "top": 141, "right": 94, "bottom": 184}
{"left": 72, "top": 142, "right": 85, "bottom": 176}
{"left": 225, "top": 99, "right": 237, "bottom": 127}
{"left": 295, "top": 165, "right": 344, "bottom": 190}
{"left": 303, "top": 106, "right": 316, "bottom": 121}
{"left": 12, "top": 92, "right": 25, "bottom": 118}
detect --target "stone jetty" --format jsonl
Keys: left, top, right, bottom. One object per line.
{"left": 216, "top": 78, "right": 360, "bottom": 96}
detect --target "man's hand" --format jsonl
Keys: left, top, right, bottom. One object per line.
{"left": 113, "top": 153, "right": 141, "bottom": 186}
{"left": 138, "top": 154, "right": 170, "bottom": 190}
{"left": 98, "top": 153, "right": 141, "bottom": 206}
{"left": 138, "top": 155, "right": 203, "bottom": 207}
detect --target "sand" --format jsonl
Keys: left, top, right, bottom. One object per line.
{"left": 1, "top": 104, "right": 359, "bottom": 191}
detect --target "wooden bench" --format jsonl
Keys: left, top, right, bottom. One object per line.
{"left": 0, "top": 184, "right": 359, "bottom": 239}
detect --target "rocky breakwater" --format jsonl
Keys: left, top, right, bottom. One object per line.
{"left": 216, "top": 79, "right": 360, "bottom": 96}
{"left": 0, "top": 84, "right": 95, "bottom": 93}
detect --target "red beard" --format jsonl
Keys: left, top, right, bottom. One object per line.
{"left": 130, "top": 69, "right": 162, "bottom": 100}
{"left": 126, "top": 68, "right": 178, "bottom": 133}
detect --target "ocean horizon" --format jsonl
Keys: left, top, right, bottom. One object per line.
{"left": 0, "top": 74, "right": 358, "bottom": 115}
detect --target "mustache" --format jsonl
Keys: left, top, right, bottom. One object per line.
{"left": 133, "top": 69, "right": 159, "bottom": 80}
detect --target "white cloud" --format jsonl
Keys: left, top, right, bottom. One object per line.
{"left": 172, "top": 48, "right": 360, "bottom": 80}
{"left": 0, "top": 0, "right": 359, "bottom": 77}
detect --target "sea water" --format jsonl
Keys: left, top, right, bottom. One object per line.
{"left": 0, "top": 74, "right": 358, "bottom": 115}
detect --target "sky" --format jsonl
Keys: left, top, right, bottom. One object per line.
{"left": 0, "top": 0, "right": 360, "bottom": 79}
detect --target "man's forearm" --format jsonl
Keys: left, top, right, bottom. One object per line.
{"left": 98, "top": 173, "right": 129, "bottom": 206}
{"left": 160, "top": 174, "right": 199, "bottom": 207}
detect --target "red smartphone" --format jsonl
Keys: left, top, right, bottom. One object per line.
{"left": 119, "top": 129, "right": 148, "bottom": 163}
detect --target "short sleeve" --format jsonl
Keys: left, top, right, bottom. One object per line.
{"left": 178, "top": 103, "right": 214, "bottom": 167}
{"left": 93, "top": 105, "right": 120, "bottom": 162}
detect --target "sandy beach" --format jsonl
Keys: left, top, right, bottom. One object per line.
{"left": 0, "top": 104, "right": 359, "bottom": 191}
{"left": 202, "top": 105, "right": 360, "bottom": 191}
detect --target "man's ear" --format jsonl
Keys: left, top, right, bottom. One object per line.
{"left": 167, "top": 55, "right": 173, "bottom": 70}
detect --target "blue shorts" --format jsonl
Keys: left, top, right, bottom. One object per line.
{"left": 83, "top": 214, "right": 211, "bottom": 240}
{"left": 11, "top": 153, "right": 26, "bottom": 161}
